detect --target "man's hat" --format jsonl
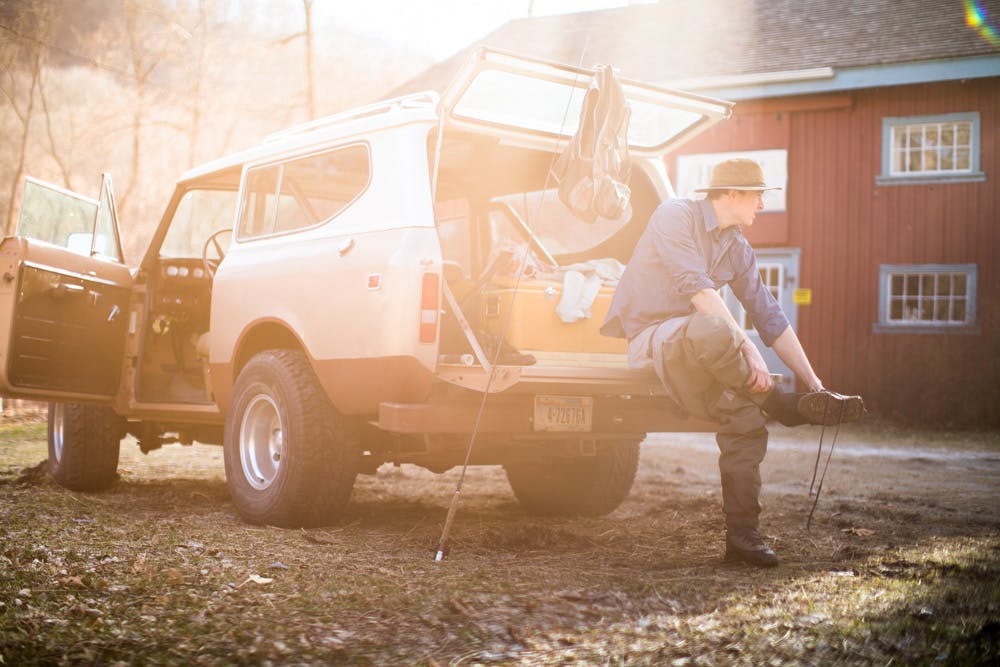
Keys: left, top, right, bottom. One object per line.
{"left": 694, "top": 158, "right": 782, "bottom": 192}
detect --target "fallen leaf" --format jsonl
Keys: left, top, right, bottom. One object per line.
{"left": 238, "top": 574, "right": 273, "bottom": 587}
{"left": 164, "top": 568, "right": 185, "bottom": 584}
{"left": 58, "top": 576, "right": 86, "bottom": 588}
{"left": 301, "top": 531, "right": 333, "bottom": 545}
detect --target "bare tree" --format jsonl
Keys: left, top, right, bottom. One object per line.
{"left": 2, "top": 29, "right": 41, "bottom": 236}
{"left": 302, "top": 0, "right": 315, "bottom": 120}
{"left": 120, "top": 0, "right": 185, "bottom": 213}
{"left": 36, "top": 66, "right": 75, "bottom": 191}
{"left": 275, "top": 0, "right": 316, "bottom": 121}
{"left": 181, "top": 0, "right": 209, "bottom": 166}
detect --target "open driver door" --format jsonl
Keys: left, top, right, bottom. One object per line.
{"left": 0, "top": 175, "right": 133, "bottom": 403}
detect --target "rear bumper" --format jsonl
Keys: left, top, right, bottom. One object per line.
{"left": 377, "top": 396, "right": 716, "bottom": 435}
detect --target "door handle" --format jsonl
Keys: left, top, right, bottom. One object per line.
{"left": 52, "top": 282, "right": 85, "bottom": 299}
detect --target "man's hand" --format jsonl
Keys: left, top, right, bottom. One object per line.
{"left": 690, "top": 289, "right": 774, "bottom": 394}
{"left": 741, "top": 340, "right": 772, "bottom": 393}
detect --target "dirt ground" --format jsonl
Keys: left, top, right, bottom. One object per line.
{"left": 1, "top": 418, "right": 998, "bottom": 665}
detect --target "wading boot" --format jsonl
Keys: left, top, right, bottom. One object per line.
{"left": 762, "top": 389, "right": 865, "bottom": 427}
{"left": 725, "top": 528, "right": 779, "bottom": 567}
{"left": 797, "top": 391, "right": 865, "bottom": 425}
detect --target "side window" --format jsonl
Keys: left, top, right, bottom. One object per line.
{"left": 93, "top": 177, "right": 125, "bottom": 262}
{"left": 239, "top": 167, "right": 280, "bottom": 238}
{"left": 877, "top": 113, "right": 985, "bottom": 185}
{"left": 876, "top": 264, "right": 977, "bottom": 332}
{"left": 238, "top": 143, "right": 370, "bottom": 240}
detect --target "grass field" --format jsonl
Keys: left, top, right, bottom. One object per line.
{"left": 1, "top": 417, "right": 998, "bottom": 665}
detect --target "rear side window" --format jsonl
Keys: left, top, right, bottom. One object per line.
{"left": 237, "top": 143, "right": 370, "bottom": 239}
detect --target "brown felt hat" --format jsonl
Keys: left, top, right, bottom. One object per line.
{"left": 694, "top": 158, "right": 782, "bottom": 192}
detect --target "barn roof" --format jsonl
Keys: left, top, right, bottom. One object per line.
{"left": 395, "top": 0, "right": 1000, "bottom": 100}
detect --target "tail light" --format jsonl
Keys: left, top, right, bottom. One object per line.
{"left": 419, "top": 272, "right": 440, "bottom": 343}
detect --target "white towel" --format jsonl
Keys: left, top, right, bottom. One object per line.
{"left": 556, "top": 270, "right": 603, "bottom": 323}
{"left": 558, "top": 258, "right": 625, "bottom": 285}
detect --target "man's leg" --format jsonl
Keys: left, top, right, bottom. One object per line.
{"left": 712, "top": 391, "right": 778, "bottom": 567}
{"left": 658, "top": 312, "right": 779, "bottom": 566}
{"left": 714, "top": 392, "right": 768, "bottom": 531}
{"left": 676, "top": 312, "right": 865, "bottom": 426}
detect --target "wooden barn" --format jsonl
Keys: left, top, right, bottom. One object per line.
{"left": 400, "top": 0, "right": 1000, "bottom": 427}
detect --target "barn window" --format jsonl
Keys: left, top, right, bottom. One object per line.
{"left": 878, "top": 113, "right": 984, "bottom": 185}
{"left": 726, "top": 262, "right": 784, "bottom": 331}
{"left": 876, "top": 264, "right": 977, "bottom": 333}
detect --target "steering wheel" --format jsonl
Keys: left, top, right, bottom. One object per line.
{"left": 202, "top": 228, "right": 233, "bottom": 278}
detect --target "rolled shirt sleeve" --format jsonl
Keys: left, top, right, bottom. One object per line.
{"left": 728, "top": 241, "right": 790, "bottom": 346}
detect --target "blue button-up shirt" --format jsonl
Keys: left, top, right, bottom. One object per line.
{"left": 600, "top": 198, "right": 789, "bottom": 346}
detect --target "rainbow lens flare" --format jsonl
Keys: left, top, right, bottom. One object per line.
{"left": 964, "top": 0, "right": 1000, "bottom": 47}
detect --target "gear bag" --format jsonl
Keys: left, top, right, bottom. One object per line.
{"left": 551, "top": 65, "right": 632, "bottom": 223}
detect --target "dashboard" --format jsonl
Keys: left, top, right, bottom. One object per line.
{"left": 153, "top": 258, "right": 212, "bottom": 319}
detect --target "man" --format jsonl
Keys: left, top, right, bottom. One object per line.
{"left": 600, "top": 158, "right": 863, "bottom": 567}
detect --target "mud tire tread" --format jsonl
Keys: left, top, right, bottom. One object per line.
{"left": 224, "top": 349, "right": 357, "bottom": 528}
{"left": 504, "top": 439, "right": 641, "bottom": 517}
{"left": 47, "top": 403, "right": 123, "bottom": 492}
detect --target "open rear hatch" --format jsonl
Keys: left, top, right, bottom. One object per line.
{"left": 431, "top": 49, "right": 733, "bottom": 394}
{"left": 440, "top": 47, "right": 733, "bottom": 155}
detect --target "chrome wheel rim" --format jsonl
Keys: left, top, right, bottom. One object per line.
{"left": 239, "top": 394, "right": 283, "bottom": 490}
{"left": 51, "top": 404, "right": 65, "bottom": 463}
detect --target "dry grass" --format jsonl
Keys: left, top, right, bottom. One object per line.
{"left": 1, "top": 420, "right": 998, "bottom": 665}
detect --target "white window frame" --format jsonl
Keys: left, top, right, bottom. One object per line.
{"left": 875, "top": 263, "right": 978, "bottom": 333}
{"left": 726, "top": 261, "right": 785, "bottom": 331}
{"left": 877, "top": 112, "right": 985, "bottom": 185}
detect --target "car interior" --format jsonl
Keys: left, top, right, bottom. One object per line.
{"left": 135, "top": 174, "right": 241, "bottom": 405}
{"left": 430, "top": 130, "right": 658, "bottom": 365}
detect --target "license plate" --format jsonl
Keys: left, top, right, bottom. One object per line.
{"left": 533, "top": 395, "right": 593, "bottom": 432}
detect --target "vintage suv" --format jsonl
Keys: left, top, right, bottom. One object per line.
{"left": 0, "top": 49, "right": 731, "bottom": 526}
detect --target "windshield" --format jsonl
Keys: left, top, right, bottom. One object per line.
{"left": 160, "top": 188, "right": 239, "bottom": 258}
{"left": 492, "top": 188, "right": 632, "bottom": 257}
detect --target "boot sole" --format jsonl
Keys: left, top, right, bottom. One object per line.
{"left": 798, "top": 392, "right": 865, "bottom": 425}
{"left": 724, "top": 544, "right": 780, "bottom": 568}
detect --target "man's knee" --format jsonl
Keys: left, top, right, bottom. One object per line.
{"left": 684, "top": 313, "right": 743, "bottom": 367}
{"left": 715, "top": 391, "right": 768, "bottom": 434}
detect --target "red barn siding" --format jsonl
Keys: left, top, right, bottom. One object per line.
{"left": 670, "top": 77, "right": 1000, "bottom": 426}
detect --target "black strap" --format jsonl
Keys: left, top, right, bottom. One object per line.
{"left": 806, "top": 393, "right": 846, "bottom": 530}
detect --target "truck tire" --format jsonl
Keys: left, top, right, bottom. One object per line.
{"left": 224, "top": 349, "right": 357, "bottom": 527}
{"left": 47, "top": 403, "right": 123, "bottom": 492}
{"left": 504, "top": 438, "right": 641, "bottom": 517}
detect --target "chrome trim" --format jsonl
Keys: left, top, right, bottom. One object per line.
{"left": 23, "top": 261, "right": 124, "bottom": 287}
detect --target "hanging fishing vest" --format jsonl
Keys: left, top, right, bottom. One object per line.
{"left": 552, "top": 64, "right": 632, "bottom": 224}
